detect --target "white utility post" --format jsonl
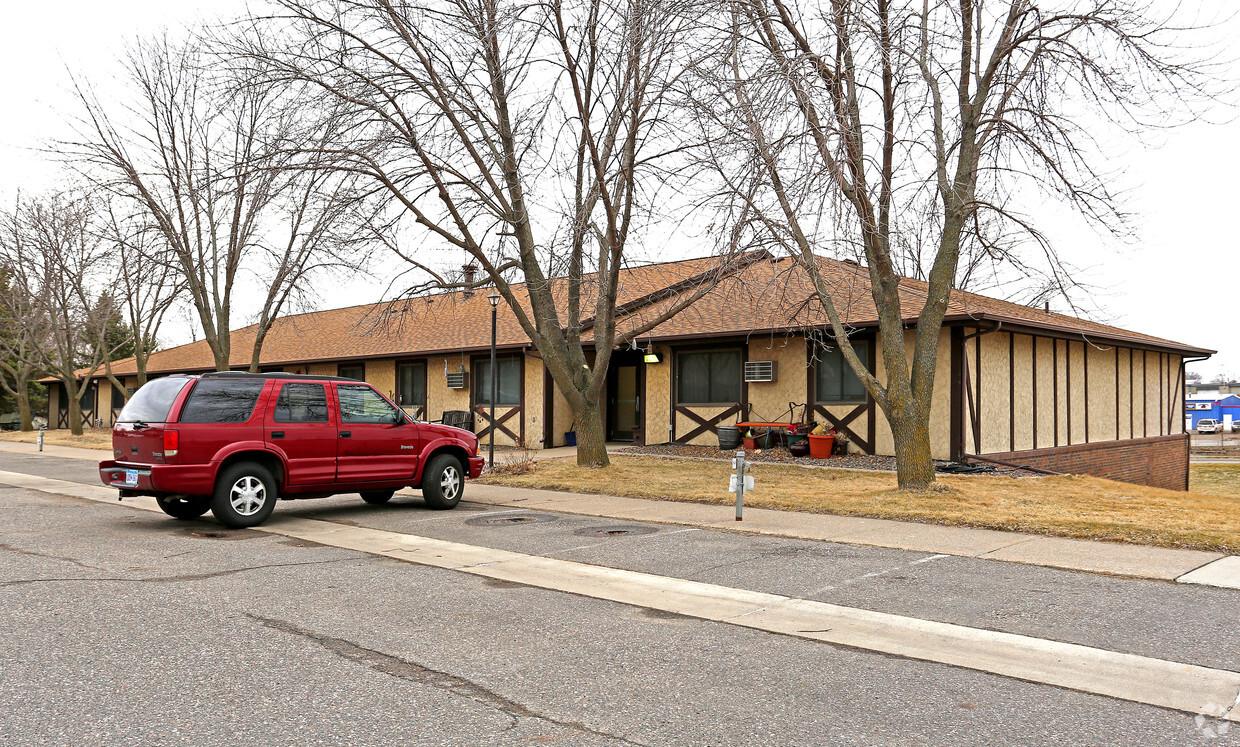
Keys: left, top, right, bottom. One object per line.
{"left": 37, "top": 427, "right": 44, "bottom": 452}
{"left": 730, "top": 449, "right": 754, "bottom": 521}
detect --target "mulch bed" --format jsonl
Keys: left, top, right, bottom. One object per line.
{"left": 616, "top": 443, "right": 1041, "bottom": 478}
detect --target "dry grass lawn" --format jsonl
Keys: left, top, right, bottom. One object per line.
{"left": 0, "top": 428, "right": 113, "bottom": 451}
{"left": 481, "top": 456, "right": 1240, "bottom": 553}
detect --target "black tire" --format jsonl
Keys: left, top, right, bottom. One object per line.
{"left": 421, "top": 454, "right": 464, "bottom": 510}
{"left": 155, "top": 495, "right": 211, "bottom": 520}
{"left": 210, "top": 462, "right": 278, "bottom": 528}
{"left": 361, "top": 490, "right": 395, "bottom": 505}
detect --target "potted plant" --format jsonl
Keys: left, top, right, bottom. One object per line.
{"left": 807, "top": 425, "right": 835, "bottom": 459}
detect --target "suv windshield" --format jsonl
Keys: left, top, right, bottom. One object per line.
{"left": 116, "top": 378, "right": 191, "bottom": 423}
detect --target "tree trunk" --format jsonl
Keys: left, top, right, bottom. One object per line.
{"left": 889, "top": 413, "right": 936, "bottom": 490}
{"left": 67, "top": 391, "right": 84, "bottom": 436}
{"left": 16, "top": 385, "right": 32, "bottom": 431}
{"left": 569, "top": 398, "right": 609, "bottom": 467}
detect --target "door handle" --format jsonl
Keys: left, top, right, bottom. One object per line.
{"left": 340, "top": 431, "right": 351, "bottom": 438}
{"left": 271, "top": 431, "right": 284, "bottom": 439}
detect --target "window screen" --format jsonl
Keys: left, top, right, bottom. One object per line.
{"left": 676, "top": 350, "right": 742, "bottom": 404}
{"left": 273, "top": 383, "right": 329, "bottom": 423}
{"left": 338, "top": 364, "right": 365, "bottom": 381}
{"left": 178, "top": 379, "right": 266, "bottom": 424}
{"left": 815, "top": 341, "right": 869, "bottom": 403}
{"left": 397, "top": 362, "right": 426, "bottom": 407}
{"left": 111, "top": 384, "right": 128, "bottom": 410}
{"left": 474, "top": 357, "right": 521, "bottom": 406}
{"left": 338, "top": 384, "right": 401, "bottom": 424}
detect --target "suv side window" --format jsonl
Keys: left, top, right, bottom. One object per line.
{"left": 338, "top": 384, "right": 402, "bottom": 425}
{"left": 273, "top": 383, "right": 329, "bottom": 424}
{"left": 178, "top": 379, "right": 266, "bottom": 424}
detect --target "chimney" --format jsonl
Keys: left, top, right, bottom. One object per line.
{"left": 462, "top": 263, "right": 478, "bottom": 298}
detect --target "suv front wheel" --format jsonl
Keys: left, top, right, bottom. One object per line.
{"left": 211, "top": 462, "right": 278, "bottom": 528}
{"left": 421, "top": 454, "right": 463, "bottom": 510}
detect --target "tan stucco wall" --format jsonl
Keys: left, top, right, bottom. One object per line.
{"left": 524, "top": 354, "right": 543, "bottom": 448}
{"left": 746, "top": 335, "right": 807, "bottom": 423}
{"left": 47, "top": 384, "right": 60, "bottom": 429}
{"left": 643, "top": 346, "right": 671, "bottom": 447}
{"left": 977, "top": 332, "right": 1010, "bottom": 454}
{"left": 873, "top": 328, "right": 953, "bottom": 461}
{"left": 676, "top": 405, "right": 736, "bottom": 446}
{"left": 365, "top": 360, "right": 397, "bottom": 402}
{"left": 1011, "top": 334, "right": 1035, "bottom": 451}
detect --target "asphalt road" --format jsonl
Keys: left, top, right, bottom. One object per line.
{"left": 1, "top": 451, "right": 1236, "bottom": 745}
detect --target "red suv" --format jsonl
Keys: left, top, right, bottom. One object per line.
{"left": 98, "top": 372, "right": 485, "bottom": 528}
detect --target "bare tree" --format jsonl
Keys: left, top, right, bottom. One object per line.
{"left": 0, "top": 191, "right": 121, "bottom": 435}
{"left": 64, "top": 34, "right": 370, "bottom": 373}
{"left": 692, "top": 0, "right": 1216, "bottom": 488}
{"left": 96, "top": 202, "right": 185, "bottom": 393}
{"left": 0, "top": 232, "right": 48, "bottom": 431}
{"left": 239, "top": 0, "right": 749, "bottom": 466}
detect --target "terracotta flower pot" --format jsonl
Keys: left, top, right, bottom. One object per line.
{"left": 807, "top": 434, "right": 835, "bottom": 459}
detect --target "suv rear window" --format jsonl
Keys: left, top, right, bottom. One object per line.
{"left": 178, "top": 379, "right": 267, "bottom": 424}
{"left": 116, "top": 378, "right": 191, "bottom": 423}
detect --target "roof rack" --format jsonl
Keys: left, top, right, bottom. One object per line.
{"left": 199, "top": 371, "right": 362, "bottom": 382}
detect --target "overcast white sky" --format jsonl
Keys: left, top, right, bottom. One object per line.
{"left": 2, "top": 0, "right": 1236, "bottom": 380}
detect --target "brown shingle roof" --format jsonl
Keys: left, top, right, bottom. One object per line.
{"left": 69, "top": 253, "right": 1212, "bottom": 380}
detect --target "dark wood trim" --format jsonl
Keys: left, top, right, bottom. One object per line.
{"left": 1052, "top": 338, "right": 1060, "bottom": 447}
{"left": 1031, "top": 335, "right": 1038, "bottom": 450}
{"left": 469, "top": 353, "right": 524, "bottom": 444}
{"left": 1168, "top": 356, "right": 1183, "bottom": 434}
{"left": 812, "top": 403, "right": 873, "bottom": 454}
{"left": 974, "top": 334, "right": 982, "bottom": 453}
{"left": 1009, "top": 333, "right": 1015, "bottom": 452}
{"left": 1128, "top": 348, "right": 1134, "bottom": 439}
{"left": 866, "top": 339, "right": 877, "bottom": 446}
{"left": 394, "top": 359, "right": 429, "bottom": 420}
{"left": 1142, "top": 350, "right": 1148, "bottom": 438}
{"left": 542, "top": 364, "right": 554, "bottom": 447}
{"left": 950, "top": 326, "right": 964, "bottom": 461}
{"left": 1158, "top": 353, "right": 1164, "bottom": 435}
{"left": 1116, "top": 344, "right": 1125, "bottom": 441}
{"left": 1065, "top": 340, "right": 1072, "bottom": 444}
{"left": 675, "top": 403, "right": 742, "bottom": 443}
{"left": 1083, "top": 343, "right": 1089, "bottom": 443}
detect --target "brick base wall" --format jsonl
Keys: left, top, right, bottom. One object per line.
{"left": 978, "top": 434, "right": 1190, "bottom": 491}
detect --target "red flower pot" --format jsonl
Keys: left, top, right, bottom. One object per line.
{"left": 807, "top": 434, "right": 835, "bottom": 459}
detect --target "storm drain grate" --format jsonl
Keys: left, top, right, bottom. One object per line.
{"left": 466, "top": 513, "right": 558, "bottom": 526}
{"left": 573, "top": 525, "right": 659, "bottom": 537}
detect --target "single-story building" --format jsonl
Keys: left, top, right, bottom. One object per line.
{"left": 1185, "top": 394, "right": 1240, "bottom": 431}
{"left": 47, "top": 253, "right": 1212, "bottom": 490}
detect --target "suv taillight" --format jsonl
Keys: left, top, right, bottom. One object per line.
{"left": 163, "top": 429, "right": 179, "bottom": 457}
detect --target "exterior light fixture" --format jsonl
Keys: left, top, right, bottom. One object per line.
{"left": 643, "top": 343, "right": 662, "bottom": 364}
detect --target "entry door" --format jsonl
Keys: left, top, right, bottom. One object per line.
{"left": 607, "top": 363, "right": 641, "bottom": 441}
{"left": 335, "top": 383, "right": 421, "bottom": 482}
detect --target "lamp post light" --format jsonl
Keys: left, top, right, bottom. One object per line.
{"left": 487, "top": 290, "right": 501, "bottom": 467}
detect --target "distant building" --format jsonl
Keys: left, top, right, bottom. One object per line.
{"left": 1186, "top": 381, "right": 1240, "bottom": 400}
{"left": 1185, "top": 394, "right": 1240, "bottom": 431}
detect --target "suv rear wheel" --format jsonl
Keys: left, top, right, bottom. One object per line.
{"left": 361, "top": 490, "right": 395, "bottom": 505}
{"left": 211, "top": 462, "right": 277, "bottom": 528}
{"left": 421, "top": 454, "right": 463, "bottom": 510}
{"left": 155, "top": 495, "right": 211, "bottom": 520}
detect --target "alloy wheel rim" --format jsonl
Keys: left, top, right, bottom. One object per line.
{"left": 441, "top": 466, "right": 460, "bottom": 501}
{"left": 229, "top": 476, "right": 266, "bottom": 516}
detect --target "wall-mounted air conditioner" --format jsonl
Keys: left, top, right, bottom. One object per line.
{"left": 446, "top": 370, "right": 469, "bottom": 389}
{"left": 744, "top": 361, "right": 776, "bottom": 383}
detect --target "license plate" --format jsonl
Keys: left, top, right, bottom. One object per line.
{"left": 123, "top": 470, "right": 139, "bottom": 487}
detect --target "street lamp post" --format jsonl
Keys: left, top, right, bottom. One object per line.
{"left": 488, "top": 291, "right": 500, "bottom": 467}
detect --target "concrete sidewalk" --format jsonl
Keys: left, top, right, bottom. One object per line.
{"left": 3, "top": 439, "right": 1237, "bottom": 589}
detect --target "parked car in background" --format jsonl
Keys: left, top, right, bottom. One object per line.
{"left": 1232, "top": 420, "right": 1240, "bottom": 433}
{"left": 1196, "top": 419, "right": 1222, "bottom": 434}
{"left": 98, "top": 372, "right": 485, "bottom": 528}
